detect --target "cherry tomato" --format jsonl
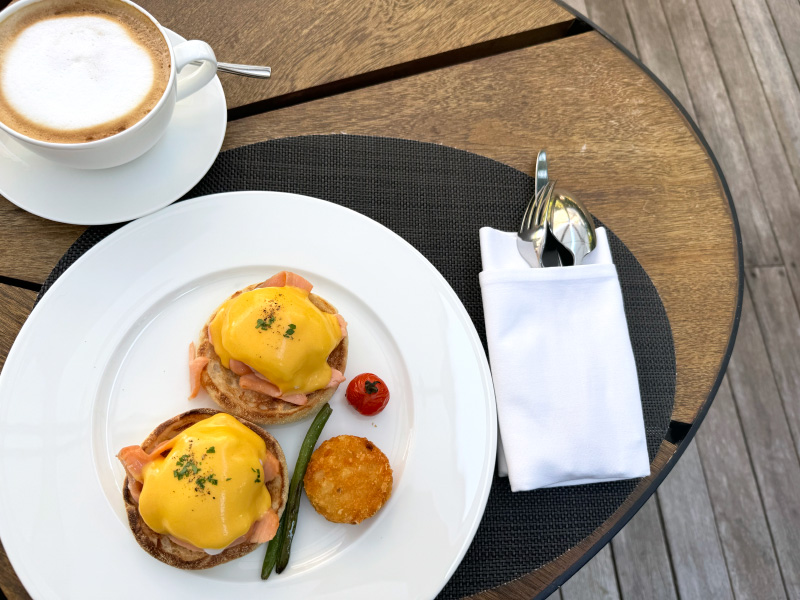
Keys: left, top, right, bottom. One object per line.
{"left": 345, "top": 373, "right": 390, "bottom": 416}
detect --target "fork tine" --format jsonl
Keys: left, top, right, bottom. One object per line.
{"left": 519, "top": 190, "right": 538, "bottom": 236}
{"left": 532, "top": 181, "right": 553, "bottom": 229}
{"left": 519, "top": 181, "right": 548, "bottom": 236}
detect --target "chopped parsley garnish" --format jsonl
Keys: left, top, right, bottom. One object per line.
{"left": 283, "top": 323, "right": 296, "bottom": 338}
{"left": 256, "top": 315, "right": 276, "bottom": 331}
{"left": 252, "top": 467, "right": 261, "bottom": 483}
{"left": 173, "top": 454, "right": 201, "bottom": 480}
{"left": 226, "top": 477, "right": 232, "bottom": 481}
{"left": 172, "top": 451, "right": 217, "bottom": 494}
{"left": 365, "top": 380, "right": 380, "bottom": 394}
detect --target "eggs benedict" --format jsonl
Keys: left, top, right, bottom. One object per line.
{"left": 117, "top": 409, "right": 289, "bottom": 569}
{"left": 190, "top": 271, "right": 348, "bottom": 424}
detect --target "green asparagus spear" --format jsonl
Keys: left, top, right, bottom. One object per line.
{"left": 261, "top": 508, "right": 287, "bottom": 579}
{"left": 275, "top": 403, "right": 333, "bottom": 574}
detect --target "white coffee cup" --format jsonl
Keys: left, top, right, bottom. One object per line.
{"left": 0, "top": 0, "right": 218, "bottom": 170}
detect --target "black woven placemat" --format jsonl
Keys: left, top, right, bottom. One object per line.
{"left": 38, "top": 135, "right": 674, "bottom": 598}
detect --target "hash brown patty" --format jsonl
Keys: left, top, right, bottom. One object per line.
{"left": 303, "top": 435, "right": 392, "bottom": 524}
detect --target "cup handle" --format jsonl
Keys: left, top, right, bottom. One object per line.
{"left": 173, "top": 40, "right": 217, "bottom": 101}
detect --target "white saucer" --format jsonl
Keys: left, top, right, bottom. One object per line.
{"left": 0, "top": 30, "right": 227, "bottom": 225}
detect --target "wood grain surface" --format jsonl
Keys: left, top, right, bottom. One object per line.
{"left": 657, "top": 442, "right": 734, "bottom": 599}
{"left": 585, "top": 0, "right": 637, "bottom": 53}
{"left": 660, "top": 0, "right": 778, "bottom": 268}
{"left": 690, "top": 0, "right": 800, "bottom": 299}
{"left": 0, "top": 285, "right": 36, "bottom": 372}
{"left": 748, "top": 267, "right": 800, "bottom": 458}
{"left": 0, "top": 0, "right": 575, "bottom": 282}
{"left": 0, "top": 2, "right": 743, "bottom": 598}
{"left": 220, "top": 31, "right": 739, "bottom": 424}
{"left": 135, "top": 0, "right": 573, "bottom": 110}
{"left": 0, "top": 287, "right": 36, "bottom": 598}
{"left": 695, "top": 379, "right": 788, "bottom": 599}
{"left": 611, "top": 498, "right": 678, "bottom": 600}
{"left": 731, "top": 0, "right": 800, "bottom": 201}
{"left": 725, "top": 289, "right": 800, "bottom": 598}
{"left": 560, "top": 546, "right": 620, "bottom": 600}
{"left": 0, "top": 539, "right": 30, "bottom": 600}
{"left": 0, "top": 205, "right": 84, "bottom": 284}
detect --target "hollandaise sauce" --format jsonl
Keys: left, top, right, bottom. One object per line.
{"left": 138, "top": 413, "right": 272, "bottom": 550}
{"left": 209, "top": 286, "right": 342, "bottom": 395}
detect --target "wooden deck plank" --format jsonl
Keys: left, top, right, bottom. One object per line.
{"left": 658, "top": 0, "right": 780, "bottom": 268}
{"left": 560, "top": 546, "right": 620, "bottom": 600}
{"left": 693, "top": 0, "right": 800, "bottom": 308}
{"left": 623, "top": 0, "right": 695, "bottom": 116}
{"left": 611, "top": 498, "right": 678, "bottom": 600}
{"left": 564, "top": 0, "right": 587, "bottom": 18}
{"left": 696, "top": 378, "right": 788, "bottom": 599}
{"left": 135, "top": 0, "right": 573, "bottom": 110}
{"left": 730, "top": 0, "right": 800, "bottom": 193}
{"left": 764, "top": 0, "right": 800, "bottom": 84}
{"left": 725, "top": 288, "right": 800, "bottom": 597}
{"left": 657, "top": 441, "right": 734, "bottom": 599}
{"left": 584, "top": 0, "right": 638, "bottom": 54}
{"left": 747, "top": 266, "right": 800, "bottom": 458}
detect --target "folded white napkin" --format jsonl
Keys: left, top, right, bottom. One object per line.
{"left": 479, "top": 227, "right": 650, "bottom": 492}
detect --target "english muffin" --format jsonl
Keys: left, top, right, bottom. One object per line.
{"left": 191, "top": 271, "right": 348, "bottom": 424}
{"left": 118, "top": 408, "right": 289, "bottom": 570}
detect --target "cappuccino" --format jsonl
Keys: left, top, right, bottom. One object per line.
{"left": 0, "top": 0, "right": 170, "bottom": 144}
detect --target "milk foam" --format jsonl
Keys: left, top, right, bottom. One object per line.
{"left": 1, "top": 15, "right": 157, "bottom": 131}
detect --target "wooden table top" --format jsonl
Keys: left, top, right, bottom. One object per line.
{"left": 0, "top": 1, "right": 741, "bottom": 598}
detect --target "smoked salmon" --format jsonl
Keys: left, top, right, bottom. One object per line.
{"left": 248, "top": 510, "right": 280, "bottom": 543}
{"left": 118, "top": 438, "right": 177, "bottom": 482}
{"left": 257, "top": 270, "right": 313, "bottom": 292}
{"left": 239, "top": 374, "right": 283, "bottom": 397}
{"left": 188, "top": 342, "right": 209, "bottom": 399}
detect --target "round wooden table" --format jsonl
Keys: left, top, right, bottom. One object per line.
{"left": 0, "top": 1, "right": 741, "bottom": 598}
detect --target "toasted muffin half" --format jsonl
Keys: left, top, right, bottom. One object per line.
{"left": 197, "top": 283, "right": 348, "bottom": 424}
{"left": 122, "top": 408, "right": 289, "bottom": 570}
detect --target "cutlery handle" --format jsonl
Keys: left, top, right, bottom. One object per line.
{"left": 541, "top": 248, "right": 561, "bottom": 268}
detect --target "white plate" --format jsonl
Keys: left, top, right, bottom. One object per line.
{"left": 0, "top": 30, "right": 226, "bottom": 226}
{"left": 0, "top": 191, "right": 497, "bottom": 600}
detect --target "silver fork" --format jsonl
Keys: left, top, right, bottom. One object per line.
{"left": 517, "top": 181, "right": 556, "bottom": 267}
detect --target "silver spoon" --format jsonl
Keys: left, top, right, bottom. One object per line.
{"left": 547, "top": 189, "right": 597, "bottom": 265}
{"left": 192, "top": 61, "right": 272, "bottom": 79}
{"left": 535, "top": 150, "right": 548, "bottom": 197}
